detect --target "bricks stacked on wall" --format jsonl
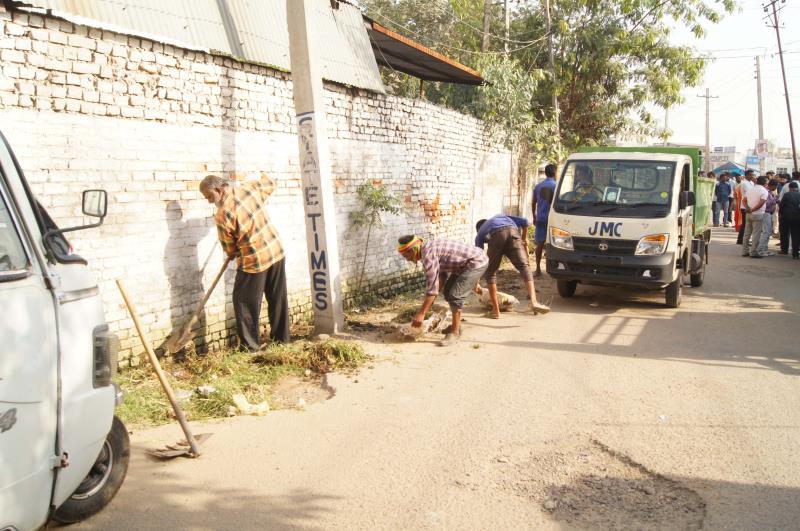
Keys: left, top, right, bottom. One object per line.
{"left": 0, "top": 3, "right": 518, "bottom": 367}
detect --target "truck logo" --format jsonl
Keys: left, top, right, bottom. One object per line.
{"left": 598, "top": 242, "right": 609, "bottom": 251}
{"left": 589, "top": 221, "right": 622, "bottom": 237}
{"left": 0, "top": 408, "right": 17, "bottom": 433}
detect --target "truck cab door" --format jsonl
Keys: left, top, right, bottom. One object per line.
{"left": 678, "top": 163, "right": 693, "bottom": 258}
{"left": 0, "top": 149, "right": 59, "bottom": 530}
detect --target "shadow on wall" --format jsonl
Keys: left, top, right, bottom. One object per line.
{"left": 162, "top": 201, "right": 209, "bottom": 352}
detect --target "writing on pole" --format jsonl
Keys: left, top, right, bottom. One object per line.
{"left": 297, "top": 111, "right": 329, "bottom": 311}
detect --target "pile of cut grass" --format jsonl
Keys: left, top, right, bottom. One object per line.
{"left": 116, "top": 339, "right": 368, "bottom": 428}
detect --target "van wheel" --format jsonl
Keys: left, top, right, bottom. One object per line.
{"left": 665, "top": 270, "right": 683, "bottom": 308}
{"left": 557, "top": 280, "right": 577, "bottom": 298}
{"left": 53, "top": 416, "right": 130, "bottom": 524}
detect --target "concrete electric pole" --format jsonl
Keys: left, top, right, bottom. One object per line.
{"left": 756, "top": 56, "right": 765, "bottom": 173}
{"left": 697, "top": 88, "right": 718, "bottom": 173}
{"left": 543, "top": 0, "right": 560, "bottom": 151}
{"left": 765, "top": 0, "right": 798, "bottom": 171}
{"left": 286, "top": 0, "right": 344, "bottom": 334}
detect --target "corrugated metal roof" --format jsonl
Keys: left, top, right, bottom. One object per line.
{"left": 16, "top": 0, "right": 386, "bottom": 93}
{"left": 365, "top": 18, "right": 484, "bottom": 85}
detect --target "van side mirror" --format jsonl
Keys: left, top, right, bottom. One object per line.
{"left": 679, "top": 191, "right": 696, "bottom": 210}
{"left": 82, "top": 190, "right": 107, "bottom": 218}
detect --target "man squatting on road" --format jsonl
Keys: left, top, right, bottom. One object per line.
{"left": 397, "top": 235, "right": 488, "bottom": 347}
{"left": 200, "top": 174, "right": 290, "bottom": 350}
{"left": 473, "top": 214, "right": 550, "bottom": 318}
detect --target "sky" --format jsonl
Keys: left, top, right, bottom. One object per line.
{"left": 661, "top": 0, "right": 800, "bottom": 154}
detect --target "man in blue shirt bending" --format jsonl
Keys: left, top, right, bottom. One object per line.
{"left": 474, "top": 214, "right": 550, "bottom": 318}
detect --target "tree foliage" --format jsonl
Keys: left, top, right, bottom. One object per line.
{"left": 349, "top": 181, "right": 402, "bottom": 293}
{"left": 359, "top": 0, "right": 735, "bottom": 153}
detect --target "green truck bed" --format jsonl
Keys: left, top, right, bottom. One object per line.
{"left": 576, "top": 146, "right": 715, "bottom": 236}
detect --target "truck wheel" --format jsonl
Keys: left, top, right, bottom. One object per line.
{"left": 690, "top": 263, "right": 705, "bottom": 287}
{"left": 665, "top": 270, "right": 683, "bottom": 308}
{"left": 53, "top": 416, "right": 130, "bottom": 524}
{"left": 557, "top": 280, "right": 577, "bottom": 298}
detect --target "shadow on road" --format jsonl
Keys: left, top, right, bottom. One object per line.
{"left": 73, "top": 470, "right": 340, "bottom": 530}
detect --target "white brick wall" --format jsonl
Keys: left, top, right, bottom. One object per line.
{"left": 0, "top": 3, "right": 522, "bottom": 365}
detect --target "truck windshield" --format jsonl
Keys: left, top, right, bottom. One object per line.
{"left": 0, "top": 194, "right": 29, "bottom": 277}
{"left": 554, "top": 160, "right": 676, "bottom": 216}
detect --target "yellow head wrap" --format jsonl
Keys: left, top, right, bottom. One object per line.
{"left": 397, "top": 236, "right": 422, "bottom": 254}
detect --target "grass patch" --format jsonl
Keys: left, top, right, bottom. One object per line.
{"left": 116, "top": 339, "right": 368, "bottom": 428}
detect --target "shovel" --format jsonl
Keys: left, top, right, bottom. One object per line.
{"left": 165, "top": 257, "right": 231, "bottom": 354}
{"left": 117, "top": 280, "right": 205, "bottom": 458}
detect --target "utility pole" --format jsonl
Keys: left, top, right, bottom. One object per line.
{"left": 765, "top": 0, "right": 798, "bottom": 171}
{"left": 697, "top": 88, "right": 719, "bottom": 172}
{"left": 543, "top": 0, "right": 560, "bottom": 151}
{"left": 482, "top": 0, "right": 492, "bottom": 52}
{"left": 286, "top": 0, "right": 344, "bottom": 334}
{"left": 755, "top": 55, "right": 765, "bottom": 173}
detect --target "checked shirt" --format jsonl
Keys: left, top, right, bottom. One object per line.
{"left": 421, "top": 238, "right": 488, "bottom": 296}
{"left": 215, "top": 178, "right": 284, "bottom": 273}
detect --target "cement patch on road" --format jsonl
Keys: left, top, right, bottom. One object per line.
{"left": 497, "top": 436, "right": 706, "bottom": 530}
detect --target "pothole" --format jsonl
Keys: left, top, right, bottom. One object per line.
{"left": 497, "top": 437, "right": 705, "bottom": 530}
{"left": 269, "top": 374, "right": 335, "bottom": 409}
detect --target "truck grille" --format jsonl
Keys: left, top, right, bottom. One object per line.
{"left": 572, "top": 237, "right": 638, "bottom": 255}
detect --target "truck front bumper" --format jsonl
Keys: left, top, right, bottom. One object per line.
{"left": 546, "top": 245, "right": 677, "bottom": 289}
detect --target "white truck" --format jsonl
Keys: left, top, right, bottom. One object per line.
{"left": 0, "top": 130, "right": 128, "bottom": 529}
{"left": 546, "top": 147, "right": 714, "bottom": 308}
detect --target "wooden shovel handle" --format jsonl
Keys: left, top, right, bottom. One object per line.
{"left": 116, "top": 279, "right": 201, "bottom": 457}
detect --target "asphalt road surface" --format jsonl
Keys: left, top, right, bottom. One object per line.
{"left": 77, "top": 228, "right": 800, "bottom": 530}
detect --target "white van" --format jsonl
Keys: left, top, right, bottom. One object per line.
{"left": 0, "top": 130, "right": 128, "bottom": 529}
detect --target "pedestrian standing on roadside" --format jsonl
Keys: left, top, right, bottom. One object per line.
{"left": 728, "top": 173, "right": 737, "bottom": 227}
{"left": 199, "top": 174, "right": 290, "bottom": 350}
{"left": 742, "top": 176, "right": 769, "bottom": 258}
{"left": 713, "top": 173, "right": 732, "bottom": 227}
{"left": 397, "top": 235, "right": 488, "bottom": 346}
{"left": 779, "top": 181, "right": 800, "bottom": 259}
{"left": 778, "top": 171, "right": 800, "bottom": 255}
{"left": 474, "top": 215, "right": 550, "bottom": 318}
{"left": 733, "top": 174, "right": 744, "bottom": 231}
{"left": 532, "top": 163, "right": 558, "bottom": 276}
{"left": 737, "top": 170, "right": 756, "bottom": 244}
{"left": 757, "top": 179, "right": 780, "bottom": 257}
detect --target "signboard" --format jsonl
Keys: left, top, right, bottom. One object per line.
{"left": 746, "top": 155, "right": 760, "bottom": 166}
{"left": 756, "top": 139, "right": 769, "bottom": 159}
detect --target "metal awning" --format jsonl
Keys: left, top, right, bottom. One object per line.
{"left": 364, "top": 18, "right": 484, "bottom": 86}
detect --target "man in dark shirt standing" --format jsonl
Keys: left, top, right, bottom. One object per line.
{"left": 532, "top": 163, "right": 558, "bottom": 274}
{"left": 713, "top": 172, "right": 732, "bottom": 227}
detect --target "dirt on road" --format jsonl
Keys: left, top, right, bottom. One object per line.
{"left": 75, "top": 228, "right": 800, "bottom": 530}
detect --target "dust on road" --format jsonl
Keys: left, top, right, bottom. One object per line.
{"left": 76, "top": 228, "right": 800, "bottom": 530}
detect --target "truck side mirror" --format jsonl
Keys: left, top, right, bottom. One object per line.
{"left": 679, "top": 191, "right": 695, "bottom": 210}
{"left": 82, "top": 190, "right": 107, "bottom": 218}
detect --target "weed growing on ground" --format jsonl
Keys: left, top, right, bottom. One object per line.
{"left": 116, "top": 339, "right": 368, "bottom": 428}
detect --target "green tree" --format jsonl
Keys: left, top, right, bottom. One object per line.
{"left": 360, "top": 0, "right": 735, "bottom": 152}
{"left": 349, "top": 181, "right": 402, "bottom": 294}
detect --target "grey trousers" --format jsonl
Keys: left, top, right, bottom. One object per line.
{"left": 742, "top": 213, "right": 765, "bottom": 257}
{"left": 757, "top": 213, "right": 773, "bottom": 256}
{"left": 443, "top": 263, "right": 488, "bottom": 311}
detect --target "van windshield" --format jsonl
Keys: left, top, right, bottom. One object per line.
{"left": 554, "top": 160, "right": 676, "bottom": 217}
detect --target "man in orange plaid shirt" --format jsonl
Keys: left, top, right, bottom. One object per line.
{"left": 200, "top": 174, "right": 290, "bottom": 349}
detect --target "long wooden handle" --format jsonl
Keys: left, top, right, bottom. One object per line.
{"left": 116, "top": 279, "right": 201, "bottom": 457}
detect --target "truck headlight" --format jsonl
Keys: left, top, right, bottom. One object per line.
{"left": 550, "top": 227, "right": 574, "bottom": 251}
{"left": 635, "top": 234, "right": 669, "bottom": 255}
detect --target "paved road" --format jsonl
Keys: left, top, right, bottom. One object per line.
{"left": 78, "top": 228, "right": 800, "bottom": 530}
